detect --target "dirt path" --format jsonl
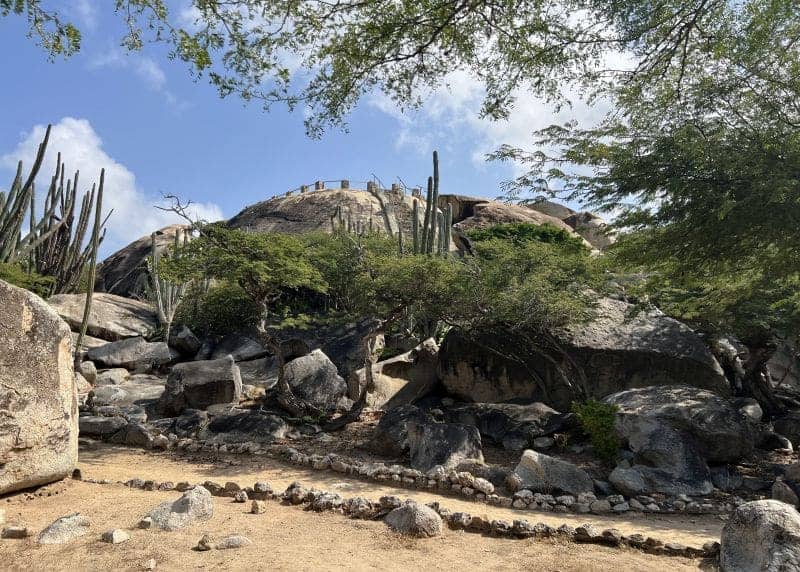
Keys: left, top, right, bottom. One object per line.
{"left": 1, "top": 480, "right": 710, "bottom": 572}
{"left": 77, "top": 445, "right": 723, "bottom": 545}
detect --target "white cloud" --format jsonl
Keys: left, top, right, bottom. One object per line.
{"left": 67, "top": 0, "right": 97, "bottom": 30}
{"left": 0, "top": 118, "right": 223, "bottom": 257}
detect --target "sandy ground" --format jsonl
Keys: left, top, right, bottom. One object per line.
{"left": 0, "top": 445, "right": 723, "bottom": 571}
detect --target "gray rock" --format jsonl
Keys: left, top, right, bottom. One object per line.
{"left": 362, "top": 338, "right": 440, "bottom": 409}
{"left": 774, "top": 411, "right": 800, "bottom": 448}
{"left": 107, "top": 422, "right": 153, "bottom": 447}
{"left": 563, "top": 211, "right": 616, "bottom": 250}
{"left": 216, "top": 534, "right": 252, "bottom": 549}
{"left": 283, "top": 349, "right": 347, "bottom": 411}
{"left": 604, "top": 385, "right": 755, "bottom": 496}
{"left": 210, "top": 331, "right": 269, "bottom": 362}
{"left": 384, "top": 502, "right": 443, "bottom": 537}
{"left": 772, "top": 479, "right": 800, "bottom": 508}
{"left": 197, "top": 411, "right": 288, "bottom": 445}
{"left": 101, "top": 528, "right": 130, "bottom": 544}
{"left": 48, "top": 292, "right": 157, "bottom": 341}
{"left": 237, "top": 357, "right": 278, "bottom": 388}
{"left": 711, "top": 466, "right": 744, "bottom": 492}
{"left": 443, "top": 402, "right": 569, "bottom": 451}
{"left": 169, "top": 325, "right": 201, "bottom": 356}
{"left": 79, "top": 415, "right": 129, "bottom": 438}
{"left": 371, "top": 405, "right": 432, "bottom": 457}
{"left": 2, "top": 526, "right": 30, "bottom": 539}
{"left": 158, "top": 356, "right": 242, "bottom": 415}
{"left": 87, "top": 336, "right": 178, "bottom": 371}
{"left": 407, "top": 421, "right": 484, "bottom": 472}
{"left": 78, "top": 361, "right": 97, "bottom": 385}
{"left": 0, "top": 279, "right": 77, "bottom": 495}
{"left": 438, "top": 298, "right": 728, "bottom": 409}
{"left": 95, "top": 368, "right": 130, "bottom": 386}
{"left": 38, "top": 513, "right": 91, "bottom": 545}
{"left": 720, "top": 500, "right": 800, "bottom": 571}
{"left": 95, "top": 224, "right": 189, "bottom": 298}
{"left": 515, "top": 450, "right": 594, "bottom": 495}
{"left": 146, "top": 486, "right": 214, "bottom": 531}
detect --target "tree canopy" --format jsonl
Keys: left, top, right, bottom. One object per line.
{"left": 5, "top": 1, "right": 797, "bottom": 135}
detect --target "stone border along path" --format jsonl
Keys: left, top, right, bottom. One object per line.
{"left": 112, "top": 436, "right": 741, "bottom": 518}
{"left": 68, "top": 472, "right": 720, "bottom": 562}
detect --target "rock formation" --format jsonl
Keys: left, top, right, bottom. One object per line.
{"left": 0, "top": 279, "right": 77, "bottom": 495}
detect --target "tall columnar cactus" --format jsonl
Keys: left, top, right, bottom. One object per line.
{"left": 1, "top": 124, "right": 108, "bottom": 294}
{"left": 412, "top": 199, "right": 420, "bottom": 254}
{"left": 421, "top": 176, "right": 433, "bottom": 252}
{"left": 75, "top": 170, "right": 105, "bottom": 363}
{"left": 147, "top": 229, "right": 189, "bottom": 340}
{"left": 443, "top": 203, "right": 453, "bottom": 252}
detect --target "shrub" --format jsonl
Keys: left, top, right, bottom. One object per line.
{"left": 174, "top": 282, "right": 260, "bottom": 337}
{"left": 571, "top": 400, "right": 620, "bottom": 464}
{"left": 467, "top": 222, "right": 587, "bottom": 253}
{"left": 0, "top": 263, "right": 54, "bottom": 298}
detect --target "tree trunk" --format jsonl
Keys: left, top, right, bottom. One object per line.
{"left": 741, "top": 344, "right": 785, "bottom": 420}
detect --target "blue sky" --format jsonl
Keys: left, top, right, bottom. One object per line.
{"left": 0, "top": 2, "right": 607, "bottom": 257}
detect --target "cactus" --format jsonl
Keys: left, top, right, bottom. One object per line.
{"left": 443, "top": 203, "right": 453, "bottom": 252}
{"left": 397, "top": 226, "right": 404, "bottom": 256}
{"left": 412, "top": 199, "right": 420, "bottom": 254}
{"left": 74, "top": 170, "right": 105, "bottom": 363}
{"left": 1, "top": 124, "right": 108, "bottom": 294}
{"left": 146, "top": 228, "right": 189, "bottom": 340}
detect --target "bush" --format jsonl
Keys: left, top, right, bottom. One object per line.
{"left": 0, "top": 263, "right": 54, "bottom": 298}
{"left": 174, "top": 282, "right": 260, "bottom": 337}
{"left": 571, "top": 400, "right": 620, "bottom": 464}
{"left": 467, "top": 222, "right": 587, "bottom": 253}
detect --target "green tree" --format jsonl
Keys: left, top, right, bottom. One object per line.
{"left": 160, "top": 221, "right": 327, "bottom": 416}
{"left": 495, "top": 115, "right": 800, "bottom": 416}
{"left": 5, "top": 1, "right": 796, "bottom": 135}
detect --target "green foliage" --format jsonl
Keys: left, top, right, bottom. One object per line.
{"left": 468, "top": 222, "right": 587, "bottom": 254}
{"left": 8, "top": 2, "right": 795, "bottom": 136}
{"left": 572, "top": 400, "right": 620, "bottom": 464}
{"left": 0, "top": 263, "right": 53, "bottom": 297}
{"left": 174, "top": 282, "right": 260, "bottom": 337}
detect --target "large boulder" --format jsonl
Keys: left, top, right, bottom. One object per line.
{"left": 444, "top": 402, "right": 570, "bottom": 450}
{"left": 87, "top": 336, "right": 178, "bottom": 371}
{"left": 228, "top": 187, "right": 424, "bottom": 240}
{"left": 37, "top": 513, "right": 91, "bottom": 545}
{"left": 363, "top": 338, "right": 440, "bottom": 409}
{"left": 524, "top": 197, "right": 576, "bottom": 220}
{"left": 563, "top": 211, "right": 616, "bottom": 250}
{"left": 514, "top": 450, "right": 594, "bottom": 495}
{"left": 720, "top": 500, "right": 800, "bottom": 571}
{"left": 0, "top": 279, "right": 77, "bottom": 495}
{"left": 95, "top": 224, "right": 189, "bottom": 298}
{"left": 370, "top": 405, "right": 433, "bottom": 457}
{"left": 197, "top": 411, "right": 288, "bottom": 445}
{"left": 438, "top": 297, "right": 728, "bottom": 410}
{"left": 384, "top": 502, "right": 443, "bottom": 537}
{"left": 406, "top": 421, "right": 484, "bottom": 472}
{"left": 283, "top": 349, "right": 347, "bottom": 411}
{"left": 451, "top": 199, "right": 578, "bottom": 235}
{"left": 606, "top": 385, "right": 756, "bottom": 496}
{"left": 210, "top": 331, "right": 269, "bottom": 362}
{"left": 158, "top": 356, "right": 242, "bottom": 415}
{"left": 145, "top": 486, "right": 214, "bottom": 531}
{"left": 48, "top": 293, "right": 157, "bottom": 341}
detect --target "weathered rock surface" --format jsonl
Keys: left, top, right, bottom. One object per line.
{"left": 720, "top": 500, "right": 800, "bottom": 571}
{"left": 363, "top": 338, "right": 440, "bottom": 409}
{"left": 439, "top": 297, "right": 728, "bottom": 409}
{"left": 38, "top": 513, "right": 91, "bottom": 545}
{"left": 96, "top": 224, "right": 190, "bottom": 298}
{"left": 95, "top": 368, "right": 130, "bottom": 386}
{"left": 370, "top": 405, "right": 433, "bottom": 457}
{"left": 146, "top": 486, "right": 213, "bottom": 531}
{"left": 284, "top": 349, "right": 347, "bottom": 411}
{"left": 515, "top": 450, "right": 594, "bottom": 495}
{"left": 606, "top": 385, "right": 756, "bottom": 496}
{"left": 407, "top": 421, "right": 484, "bottom": 472}
{"left": 451, "top": 199, "right": 577, "bottom": 235}
{"left": 774, "top": 411, "right": 800, "bottom": 448}
{"left": 87, "top": 336, "right": 177, "bottom": 371}
{"left": 49, "top": 293, "right": 157, "bottom": 341}
{"left": 0, "top": 279, "right": 77, "bottom": 495}
{"left": 210, "top": 331, "right": 269, "bottom": 362}
{"left": 79, "top": 415, "right": 129, "bottom": 438}
{"left": 773, "top": 479, "right": 800, "bottom": 508}
{"left": 444, "top": 402, "right": 569, "bottom": 451}
{"left": 228, "top": 187, "right": 423, "bottom": 239}
{"left": 524, "top": 197, "right": 576, "bottom": 220}
{"left": 169, "top": 325, "right": 201, "bottom": 356}
{"left": 197, "top": 411, "right": 288, "bottom": 444}
{"left": 158, "top": 356, "right": 242, "bottom": 416}
{"left": 384, "top": 502, "right": 443, "bottom": 537}
{"left": 563, "top": 211, "right": 616, "bottom": 250}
